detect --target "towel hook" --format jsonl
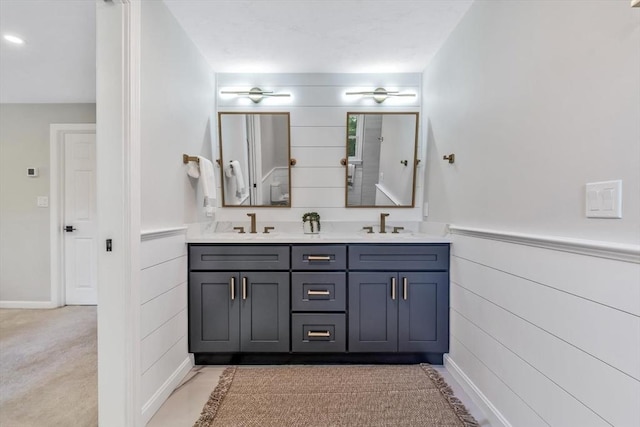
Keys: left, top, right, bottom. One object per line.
{"left": 443, "top": 154, "right": 455, "bottom": 164}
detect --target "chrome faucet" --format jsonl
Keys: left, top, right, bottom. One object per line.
{"left": 247, "top": 213, "right": 257, "bottom": 234}
{"left": 379, "top": 213, "right": 390, "bottom": 233}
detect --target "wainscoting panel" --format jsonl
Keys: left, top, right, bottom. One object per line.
{"left": 140, "top": 229, "right": 190, "bottom": 424}
{"left": 451, "top": 233, "right": 640, "bottom": 315}
{"left": 141, "top": 308, "right": 188, "bottom": 374}
{"left": 451, "top": 311, "right": 610, "bottom": 427}
{"left": 140, "top": 255, "right": 187, "bottom": 305}
{"left": 448, "top": 231, "right": 640, "bottom": 427}
{"left": 141, "top": 282, "right": 187, "bottom": 339}
{"left": 451, "top": 256, "right": 639, "bottom": 380}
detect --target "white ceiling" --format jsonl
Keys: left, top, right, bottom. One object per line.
{"left": 0, "top": 0, "right": 472, "bottom": 103}
{"left": 0, "top": 0, "right": 96, "bottom": 103}
{"left": 164, "top": 0, "right": 473, "bottom": 73}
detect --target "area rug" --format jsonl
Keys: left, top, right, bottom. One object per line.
{"left": 194, "top": 364, "right": 479, "bottom": 427}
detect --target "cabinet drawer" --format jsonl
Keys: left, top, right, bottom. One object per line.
{"left": 291, "top": 314, "right": 346, "bottom": 353}
{"left": 349, "top": 244, "right": 449, "bottom": 271}
{"left": 291, "top": 272, "right": 346, "bottom": 312}
{"left": 292, "top": 245, "right": 346, "bottom": 270}
{"left": 189, "top": 245, "right": 290, "bottom": 271}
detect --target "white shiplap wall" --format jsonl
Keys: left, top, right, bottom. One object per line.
{"left": 139, "top": 230, "right": 191, "bottom": 424}
{"left": 446, "top": 231, "right": 640, "bottom": 427}
{"left": 215, "top": 73, "right": 423, "bottom": 223}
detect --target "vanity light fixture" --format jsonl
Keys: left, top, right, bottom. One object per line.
{"left": 220, "top": 87, "right": 291, "bottom": 103}
{"left": 3, "top": 34, "right": 25, "bottom": 45}
{"left": 345, "top": 87, "right": 416, "bottom": 103}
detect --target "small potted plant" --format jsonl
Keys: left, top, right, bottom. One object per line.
{"left": 302, "top": 212, "right": 321, "bottom": 234}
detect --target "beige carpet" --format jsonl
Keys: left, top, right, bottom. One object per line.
{"left": 0, "top": 306, "right": 98, "bottom": 427}
{"left": 194, "top": 365, "right": 479, "bottom": 427}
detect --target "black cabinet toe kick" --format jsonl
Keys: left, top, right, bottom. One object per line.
{"left": 193, "top": 352, "right": 445, "bottom": 366}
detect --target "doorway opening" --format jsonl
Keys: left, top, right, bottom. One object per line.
{"left": 49, "top": 124, "right": 97, "bottom": 306}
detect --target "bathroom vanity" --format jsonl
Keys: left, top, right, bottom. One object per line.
{"left": 188, "top": 232, "right": 450, "bottom": 364}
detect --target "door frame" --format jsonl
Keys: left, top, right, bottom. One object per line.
{"left": 49, "top": 123, "right": 97, "bottom": 307}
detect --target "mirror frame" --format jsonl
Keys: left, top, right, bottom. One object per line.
{"left": 218, "top": 111, "right": 292, "bottom": 208}
{"left": 344, "top": 112, "right": 419, "bottom": 208}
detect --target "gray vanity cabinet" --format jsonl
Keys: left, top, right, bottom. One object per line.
{"left": 348, "top": 244, "right": 449, "bottom": 354}
{"left": 189, "top": 245, "right": 290, "bottom": 353}
{"left": 189, "top": 242, "right": 450, "bottom": 363}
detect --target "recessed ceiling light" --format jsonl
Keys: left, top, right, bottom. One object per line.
{"left": 3, "top": 34, "right": 25, "bottom": 45}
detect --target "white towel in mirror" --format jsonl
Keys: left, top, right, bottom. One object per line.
{"left": 226, "top": 160, "right": 246, "bottom": 198}
{"left": 347, "top": 163, "right": 355, "bottom": 185}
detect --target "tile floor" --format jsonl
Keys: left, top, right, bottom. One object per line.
{"left": 147, "top": 365, "right": 491, "bottom": 426}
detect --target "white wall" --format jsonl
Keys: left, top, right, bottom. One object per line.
{"left": 423, "top": 0, "right": 639, "bottom": 244}
{"left": 139, "top": 0, "right": 215, "bottom": 422}
{"left": 140, "top": 0, "right": 215, "bottom": 230}
{"left": 216, "top": 73, "right": 423, "bottom": 223}
{"left": 0, "top": 103, "right": 96, "bottom": 304}
{"left": 422, "top": 1, "right": 640, "bottom": 426}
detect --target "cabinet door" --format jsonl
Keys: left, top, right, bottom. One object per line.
{"left": 240, "top": 272, "right": 290, "bottom": 352}
{"left": 398, "top": 272, "right": 449, "bottom": 352}
{"left": 189, "top": 272, "right": 240, "bottom": 353}
{"left": 348, "top": 272, "right": 398, "bottom": 352}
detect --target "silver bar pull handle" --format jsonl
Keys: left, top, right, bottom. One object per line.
{"left": 242, "top": 277, "right": 247, "bottom": 300}
{"left": 307, "top": 255, "right": 331, "bottom": 261}
{"left": 230, "top": 277, "right": 235, "bottom": 300}
{"left": 308, "top": 331, "right": 331, "bottom": 338}
{"left": 403, "top": 277, "right": 408, "bottom": 300}
{"left": 391, "top": 277, "right": 396, "bottom": 300}
{"left": 307, "top": 290, "right": 330, "bottom": 296}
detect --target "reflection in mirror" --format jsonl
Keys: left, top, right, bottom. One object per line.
{"left": 346, "top": 112, "right": 418, "bottom": 207}
{"left": 218, "top": 112, "right": 291, "bottom": 207}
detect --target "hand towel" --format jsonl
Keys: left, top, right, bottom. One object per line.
{"left": 197, "top": 156, "right": 216, "bottom": 206}
{"left": 187, "top": 161, "right": 200, "bottom": 178}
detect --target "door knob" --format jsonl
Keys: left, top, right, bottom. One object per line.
{"left": 64, "top": 226, "right": 76, "bottom": 232}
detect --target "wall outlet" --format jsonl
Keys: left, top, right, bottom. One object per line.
{"left": 585, "top": 180, "right": 622, "bottom": 218}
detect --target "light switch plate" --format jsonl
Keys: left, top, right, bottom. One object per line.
{"left": 585, "top": 180, "right": 622, "bottom": 218}
{"left": 37, "top": 196, "right": 49, "bottom": 208}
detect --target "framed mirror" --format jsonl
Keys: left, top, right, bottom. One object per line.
{"left": 345, "top": 112, "right": 419, "bottom": 207}
{"left": 218, "top": 112, "right": 291, "bottom": 207}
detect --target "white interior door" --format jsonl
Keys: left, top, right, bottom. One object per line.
{"left": 64, "top": 131, "right": 97, "bottom": 305}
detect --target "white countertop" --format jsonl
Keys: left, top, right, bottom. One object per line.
{"left": 186, "top": 221, "right": 452, "bottom": 244}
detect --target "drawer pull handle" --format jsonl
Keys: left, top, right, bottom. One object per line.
{"left": 391, "top": 277, "right": 396, "bottom": 300}
{"left": 307, "top": 290, "right": 330, "bottom": 296}
{"left": 308, "top": 331, "right": 331, "bottom": 337}
{"left": 242, "top": 277, "right": 247, "bottom": 300}
{"left": 230, "top": 277, "right": 235, "bottom": 300}
{"left": 307, "top": 255, "right": 331, "bottom": 261}
{"left": 403, "top": 277, "right": 408, "bottom": 300}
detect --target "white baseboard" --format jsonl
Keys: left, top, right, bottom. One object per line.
{"left": 141, "top": 356, "right": 193, "bottom": 425}
{"left": 0, "top": 300, "right": 59, "bottom": 309}
{"left": 444, "top": 354, "right": 511, "bottom": 427}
